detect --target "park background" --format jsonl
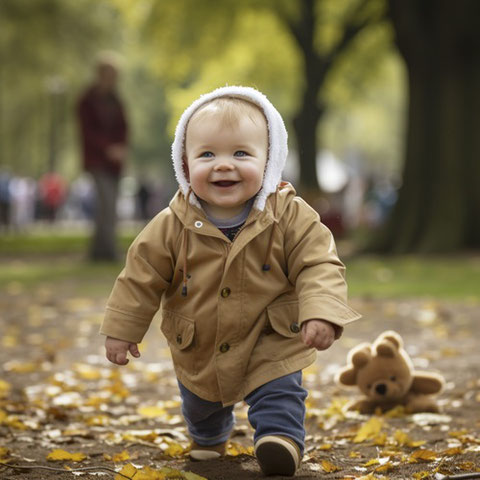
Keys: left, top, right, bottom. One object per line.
{"left": 1, "top": 1, "right": 479, "bottom": 479}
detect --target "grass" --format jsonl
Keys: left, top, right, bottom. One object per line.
{"left": 1, "top": 231, "right": 479, "bottom": 301}
{"left": 346, "top": 255, "right": 480, "bottom": 300}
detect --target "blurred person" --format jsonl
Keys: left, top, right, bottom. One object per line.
{"left": 76, "top": 51, "right": 128, "bottom": 261}
{"left": 136, "top": 177, "right": 153, "bottom": 221}
{"left": 38, "top": 171, "right": 67, "bottom": 222}
{"left": 10, "top": 176, "right": 36, "bottom": 231}
{"left": 0, "top": 169, "right": 12, "bottom": 232}
{"left": 100, "top": 86, "right": 360, "bottom": 477}
{"left": 69, "top": 175, "right": 95, "bottom": 220}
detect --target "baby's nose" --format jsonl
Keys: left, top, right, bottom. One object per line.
{"left": 214, "top": 161, "right": 234, "bottom": 171}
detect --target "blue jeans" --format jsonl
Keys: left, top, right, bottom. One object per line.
{"left": 178, "top": 371, "right": 307, "bottom": 454}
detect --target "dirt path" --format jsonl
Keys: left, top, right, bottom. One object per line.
{"left": 1, "top": 283, "right": 479, "bottom": 479}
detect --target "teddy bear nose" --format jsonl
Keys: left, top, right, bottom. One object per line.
{"left": 375, "top": 384, "right": 387, "bottom": 395}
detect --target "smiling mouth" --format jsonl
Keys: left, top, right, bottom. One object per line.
{"left": 212, "top": 181, "right": 239, "bottom": 187}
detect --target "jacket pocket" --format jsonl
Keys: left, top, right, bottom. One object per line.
{"left": 160, "top": 310, "right": 196, "bottom": 372}
{"left": 260, "top": 301, "right": 304, "bottom": 361}
{"left": 266, "top": 301, "right": 300, "bottom": 338}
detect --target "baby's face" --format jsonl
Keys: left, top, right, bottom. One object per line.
{"left": 184, "top": 110, "right": 268, "bottom": 219}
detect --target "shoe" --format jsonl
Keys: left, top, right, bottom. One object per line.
{"left": 189, "top": 440, "right": 227, "bottom": 461}
{"left": 254, "top": 435, "right": 301, "bottom": 476}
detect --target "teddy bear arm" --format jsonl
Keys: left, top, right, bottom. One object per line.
{"left": 410, "top": 372, "right": 444, "bottom": 394}
{"left": 405, "top": 394, "right": 441, "bottom": 413}
{"left": 347, "top": 398, "right": 378, "bottom": 414}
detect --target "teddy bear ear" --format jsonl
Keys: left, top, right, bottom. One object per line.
{"left": 376, "top": 340, "right": 397, "bottom": 357}
{"left": 336, "top": 367, "right": 357, "bottom": 386}
{"left": 410, "top": 372, "right": 445, "bottom": 394}
{"left": 350, "top": 346, "right": 371, "bottom": 367}
{"left": 379, "top": 330, "right": 403, "bottom": 349}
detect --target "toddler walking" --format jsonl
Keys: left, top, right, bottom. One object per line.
{"left": 101, "top": 86, "right": 360, "bottom": 476}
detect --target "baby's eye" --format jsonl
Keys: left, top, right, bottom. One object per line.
{"left": 234, "top": 150, "right": 249, "bottom": 157}
{"left": 200, "top": 151, "right": 214, "bottom": 158}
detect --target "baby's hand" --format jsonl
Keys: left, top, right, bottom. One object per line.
{"left": 301, "top": 319, "right": 335, "bottom": 351}
{"left": 105, "top": 336, "right": 140, "bottom": 365}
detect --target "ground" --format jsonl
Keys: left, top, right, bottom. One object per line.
{"left": 0, "top": 254, "right": 479, "bottom": 480}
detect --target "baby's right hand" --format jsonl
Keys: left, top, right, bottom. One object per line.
{"left": 105, "top": 336, "right": 140, "bottom": 365}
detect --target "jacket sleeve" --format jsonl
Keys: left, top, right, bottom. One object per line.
{"left": 100, "top": 210, "right": 177, "bottom": 343}
{"left": 283, "top": 198, "right": 361, "bottom": 337}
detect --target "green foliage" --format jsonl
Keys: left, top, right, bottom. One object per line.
{"left": 0, "top": 0, "right": 124, "bottom": 177}
{"left": 347, "top": 255, "right": 480, "bottom": 300}
{"left": 0, "top": 0, "right": 404, "bottom": 189}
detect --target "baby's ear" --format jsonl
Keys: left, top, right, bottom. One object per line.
{"left": 182, "top": 156, "right": 190, "bottom": 181}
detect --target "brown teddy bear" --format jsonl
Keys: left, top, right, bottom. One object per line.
{"left": 336, "top": 330, "right": 445, "bottom": 414}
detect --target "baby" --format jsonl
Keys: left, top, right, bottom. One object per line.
{"left": 101, "top": 86, "right": 360, "bottom": 476}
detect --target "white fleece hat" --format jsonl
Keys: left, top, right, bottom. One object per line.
{"left": 171, "top": 85, "right": 288, "bottom": 212}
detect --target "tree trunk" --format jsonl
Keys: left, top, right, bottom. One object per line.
{"left": 293, "top": 85, "right": 323, "bottom": 193}
{"left": 376, "top": 0, "right": 480, "bottom": 252}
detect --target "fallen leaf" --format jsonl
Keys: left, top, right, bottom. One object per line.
{"left": 138, "top": 405, "right": 168, "bottom": 418}
{"left": 164, "top": 441, "right": 186, "bottom": 457}
{"left": 0, "top": 447, "right": 10, "bottom": 459}
{"left": 227, "top": 442, "right": 254, "bottom": 456}
{"left": 321, "top": 459, "right": 341, "bottom": 472}
{"left": 0, "top": 379, "right": 11, "bottom": 398}
{"left": 394, "top": 430, "right": 426, "bottom": 448}
{"left": 354, "top": 417, "right": 384, "bottom": 443}
{"left": 47, "top": 449, "right": 87, "bottom": 462}
{"left": 441, "top": 446, "right": 463, "bottom": 456}
{"left": 374, "top": 461, "right": 394, "bottom": 473}
{"left": 409, "top": 449, "right": 438, "bottom": 462}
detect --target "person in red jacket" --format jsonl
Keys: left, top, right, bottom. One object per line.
{"left": 77, "top": 52, "right": 128, "bottom": 261}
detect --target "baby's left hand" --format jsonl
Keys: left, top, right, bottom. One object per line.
{"left": 301, "top": 319, "right": 335, "bottom": 350}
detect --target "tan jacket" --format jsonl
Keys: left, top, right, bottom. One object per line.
{"left": 101, "top": 183, "right": 361, "bottom": 405}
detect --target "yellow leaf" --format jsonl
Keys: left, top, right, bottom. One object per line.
{"left": 164, "top": 441, "right": 185, "bottom": 457}
{"left": 413, "top": 471, "right": 432, "bottom": 479}
{"left": 47, "top": 449, "right": 87, "bottom": 462}
{"left": 441, "top": 446, "right": 463, "bottom": 456}
{"left": 321, "top": 459, "right": 341, "bottom": 473}
{"left": 0, "top": 380, "right": 11, "bottom": 398}
{"left": 375, "top": 461, "right": 394, "bottom": 473}
{"left": 74, "top": 363, "right": 102, "bottom": 380}
{"left": 3, "top": 360, "right": 38, "bottom": 373}
{"left": 86, "top": 414, "right": 110, "bottom": 426}
{"left": 137, "top": 405, "right": 168, "bottom": 418}
{"left": 349, "top": 451, "right": 361, "bottom": 458}
{"left": 410, "top": 449, "right": 438, "bottom": 462}
{"left": 4, "top": 416, "right": 28, "bottom": 430}
{"left": 112, "top": 450, "right": 131, "bottom": 462}
{"left": 0, "top": 447, "right": 10, "bottom": 459}
{"left": 135, "top": 466, "right": 167, "bottom": 479}
{"left": 183, "top": 472, "right": 209, "bottom": 480}
{"left": 115, "top": 463, "right": 137, "bottom": 480}
{"left": 394, "top": 429, "right": 425, "bottom": 448}
{"left": 383, "top": 405, "right": 406, "bottom": 418}
{"left": 372, "top": 432, "right": 388, "bottom": 446}
{"left": 317, "top": 443, "right": 333, "bottom": 450}
{"left": 227, "top": 442, "right": 254, "bottom": 456}
{"left": 354, "top": 417, "right": 384, "bottom": 443}
{"left": 364, "top": 458, "right": 380, "bottom": 467}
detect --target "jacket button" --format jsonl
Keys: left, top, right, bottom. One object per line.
{"left": 290, "top": 322, "right": 300, "bottom": 333}
{"left": 176, "top": 334, "right": 182, "bottom": 344}
{"left": 221, "top": 287, "right": 231, "bottom": 298}
{"left": 219, "top": 343, "right": 230, "bottom": 353}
